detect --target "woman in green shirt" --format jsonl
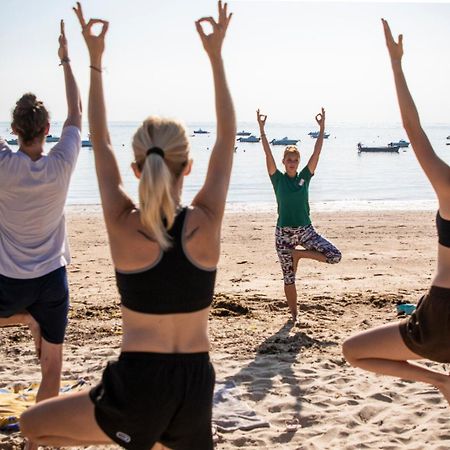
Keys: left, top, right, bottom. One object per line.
{"left": 257, "top": 108, "right": 341, "bottom": 322}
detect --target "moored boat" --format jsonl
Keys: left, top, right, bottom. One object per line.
{"left": 237, "top": 135, "right": 260, "bottom": 143}
{"left": 193, "top": 128, "right": 209, "bottom": 134}
{"left": 46, "top": 134, "right": 60, "bottom": 143}
{"left": 388, "top": 139, "right": 409, "bottom": 148}
{"left": 308, "top": 131, "right": 330, "bottom": 139}
{"left": 358, "top": 143, "right": 399, "bottom": 153}
{"left": 270, "top": 137, "right": 299, "bottom": 146}
{"left": 236, "top": 130, "right": 252, "bottom": 136}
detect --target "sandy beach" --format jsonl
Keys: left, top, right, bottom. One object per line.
{"left": 1, "top": 209, "right": 449, "bottom": 449}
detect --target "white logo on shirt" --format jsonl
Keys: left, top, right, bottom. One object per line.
{"left": 298, "top": 179, "right": 305, "bottom": 186}
{"left": 116, "top": 431, "right": 131, "bottom": 443}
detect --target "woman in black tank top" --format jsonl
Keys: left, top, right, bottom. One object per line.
{"left": 343, "top": 20, "right": 450, "bottom": 407}
{"left": 20, "top": 2, "right": 236, "bottom": 448}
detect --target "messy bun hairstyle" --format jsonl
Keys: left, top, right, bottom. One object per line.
{"left": 11, "top": 93, "right": 49, "bottom": 145}
{"left": 132, "top": 117, "right": 189, "bottom": 250}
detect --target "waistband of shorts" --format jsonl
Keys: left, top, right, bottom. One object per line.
{"left": 428, "top": 285, "right": 450, "bottom": 299}
{"left": 119, "top": 351, "right": 210, "bottom": 363}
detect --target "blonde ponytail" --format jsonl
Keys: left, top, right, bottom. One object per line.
{"left": 132, "top": 116, "right": 189, "bottom": 250}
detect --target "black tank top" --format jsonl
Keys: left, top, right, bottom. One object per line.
{"left": 116, "top": 208, "right": 216, "bottom": 314}
{"left": 437, "top": 211, "right": 450, "bottom": 248}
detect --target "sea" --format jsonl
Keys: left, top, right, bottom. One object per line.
{"left": 2, "top": 121, "right": 449, "bottom": 212}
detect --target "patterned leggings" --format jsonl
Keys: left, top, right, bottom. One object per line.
{"left": 275, "top": 224, "right": 342, "bottom": 285}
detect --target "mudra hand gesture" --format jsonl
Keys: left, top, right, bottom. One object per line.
{"left": 196, "top": 1, "right": 232, "bottom": 59}
{"left": 256, "top": 109, "right": 267, "bottom": 131}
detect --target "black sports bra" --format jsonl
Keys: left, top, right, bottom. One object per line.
{"left": 436, "top": 211, "right": 450, "bottom": 248}
{"left": 116, "top": 208, "right": 216, "bottom": 314}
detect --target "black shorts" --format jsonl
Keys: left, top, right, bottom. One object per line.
{"left": 89, "top": 352, "right": 215, "bottom": 450}
{"left": 399, "top": 285, "right": 450, "bottom": 363}
{"left": 0, "top": 266, "right": 69, "bottom": 344}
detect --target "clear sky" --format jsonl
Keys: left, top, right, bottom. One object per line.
{"left": 1, "top": 1, "right": 450, "bottom": 125}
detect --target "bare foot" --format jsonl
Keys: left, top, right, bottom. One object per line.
{"left": 23, "top": 314, "right": 41, "bottom": 359}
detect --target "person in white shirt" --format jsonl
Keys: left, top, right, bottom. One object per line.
{"left": 0, "top": 20, "right": 81, "bottom": 450}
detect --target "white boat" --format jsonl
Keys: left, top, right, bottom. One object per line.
{"left": 308, "top": 131, "right": 330, "bottom": 139}
{"left": 46, "top": 134, "right": 60, "bottom": 143}
{"left": 388, "top": 139, "right": 409, "bottom": 148}
{"left": 81, "top": 140, "right": 93, "bottom": 148}
{"left": 270, "top": 137, "right": 299, "bottom": 146}
{"left": 237, "top": 135, "right": 260, "bottom": 143}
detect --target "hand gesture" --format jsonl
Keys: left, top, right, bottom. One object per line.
{"left": 196, "top": 1, "right": 232, "bottom": 59}
{"left": 382, "top": 18, "right": 403, "bottom": 63}
{"left": 315, "top": 108, "right": 325, "bottom": 129}
{"left": 58, "top": 20, "right": 69, "bottom": 61}
{"left": 256, "top": 109, "right": 267, "bottom": 130}
{"left": 73, "top": 2, "right": 109, "bottom": 64}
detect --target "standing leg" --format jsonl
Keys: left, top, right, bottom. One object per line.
{"left": 342, "top": 322, "right": 450, "bottom": 404}
{"left": 275, "top": 227, "right": 298, "bottom": 321}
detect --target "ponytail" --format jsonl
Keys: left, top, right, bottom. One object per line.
{"left": 132, "top": 117, "right": 189, "bottom": 250}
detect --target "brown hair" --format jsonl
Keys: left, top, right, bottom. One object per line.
{"left": 132, "top": 116, "right": 189, "bottom": 250}
{"left": 11, "top": 93, "right": 49, "bottom": 145}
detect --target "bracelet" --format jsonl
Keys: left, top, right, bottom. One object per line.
{"left": 59, "top": 58, "right": 71, "bottom": 66}
{"left": 260, "top": 134, "right": 266, "bottom": 137}
{"left": 89, "top": 65, "right": 102, "bottom": 73}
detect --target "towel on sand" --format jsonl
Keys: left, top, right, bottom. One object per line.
{"left": 0, "top": 379, "right": 86, "bottom": 432}
{"left": 213, "top": 380, "right": 270, "bottom": 432}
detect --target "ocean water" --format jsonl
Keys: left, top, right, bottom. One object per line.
{"left": 1, "top": 121, "right": 449, "bottom": 212}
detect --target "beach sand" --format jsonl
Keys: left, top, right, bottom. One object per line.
{"left": 1, "top": 209, "right": 449, "bottom": 449}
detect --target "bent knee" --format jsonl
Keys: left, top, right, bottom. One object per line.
{"left": 341, "top": 337, "right": 362, "bottom": 368}
{"left": 20, "top": 408, "right": 39, "bottom": 440}
{"left": 327, "top": 251, "right": 342, "bottom": 264}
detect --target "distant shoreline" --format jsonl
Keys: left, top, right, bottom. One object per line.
{"left": 65, "top": 199, "right": 438, "bottom": 214}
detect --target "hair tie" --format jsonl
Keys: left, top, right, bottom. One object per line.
{"left": 146, "top": 147, "right": 164, "bottom": 159}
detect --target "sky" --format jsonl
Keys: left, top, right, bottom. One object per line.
{"left": 1, "top": 1, "right": 450, "bottom": 125}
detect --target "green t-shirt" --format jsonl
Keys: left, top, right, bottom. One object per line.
{"left": 270, "top": 166, "right": 313, "bottom": 227}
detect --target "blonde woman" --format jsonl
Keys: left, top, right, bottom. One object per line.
{"left": 257, "top": 108, "right": 341, "bottom": 323}
{"left": 20, "top": 1, "right": 235, "bottom": 448}
{"left": 343, "top": 20, "right": 450, "bottom": 404}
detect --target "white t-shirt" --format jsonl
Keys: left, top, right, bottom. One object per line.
{"left": 0, "top": 126, "right": 81, "bottom": 279}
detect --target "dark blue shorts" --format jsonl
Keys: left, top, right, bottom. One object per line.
{"left": 0, "top": 267, "right": 69, "bottom": 344}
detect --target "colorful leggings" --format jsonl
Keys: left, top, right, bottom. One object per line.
{"left": 275, "top": 224, "right": 341, "bottom": 285}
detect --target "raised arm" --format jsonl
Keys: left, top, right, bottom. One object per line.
{"left": 74, "top": 3, "right": 134, "bottom": 225}
{"left": 382, "top": 19, "right": 450, "bottom": 202}
{"left": 59, "top": 20, "right": 82, "bottom": 130}
{"left": 191, "top": 1, "right": 236, "bottom": 223}
{"left": 307, "top": 108, "right": 325, "bottom": 174}
{"left": 257, "top": 109, "right": 277, "bottom": 176}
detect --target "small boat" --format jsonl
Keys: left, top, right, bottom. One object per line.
{"left": 236, "top": 130, "right": 252, "bottom": 136}
{"left": 6, "top": 138, "right": 18, "bottom": 145}
{"left": 46, "top": 134, "right": 60, "bottom": 143}
{"left": 193, "top": 128, "right": 209, "bottom": 134}
{"left": 388, "top": 139, "right": 409, "bottom": 148}
{"left": 237, "top": 135, "right": 260, "bottom": 143}
{"left": 81, "top": 140, "right": 93, "bottom": 148}
{"left": 358, "top": 143, "right": 399, "bottom": 153}
{"left": 447, "top": 136, "right": 450, "bottom": 140}
{"left": 270, "top": 137, "right": 299, "bottom": 146}
{"left": 308, "top": 131, "right": 330, "bottom": 139}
